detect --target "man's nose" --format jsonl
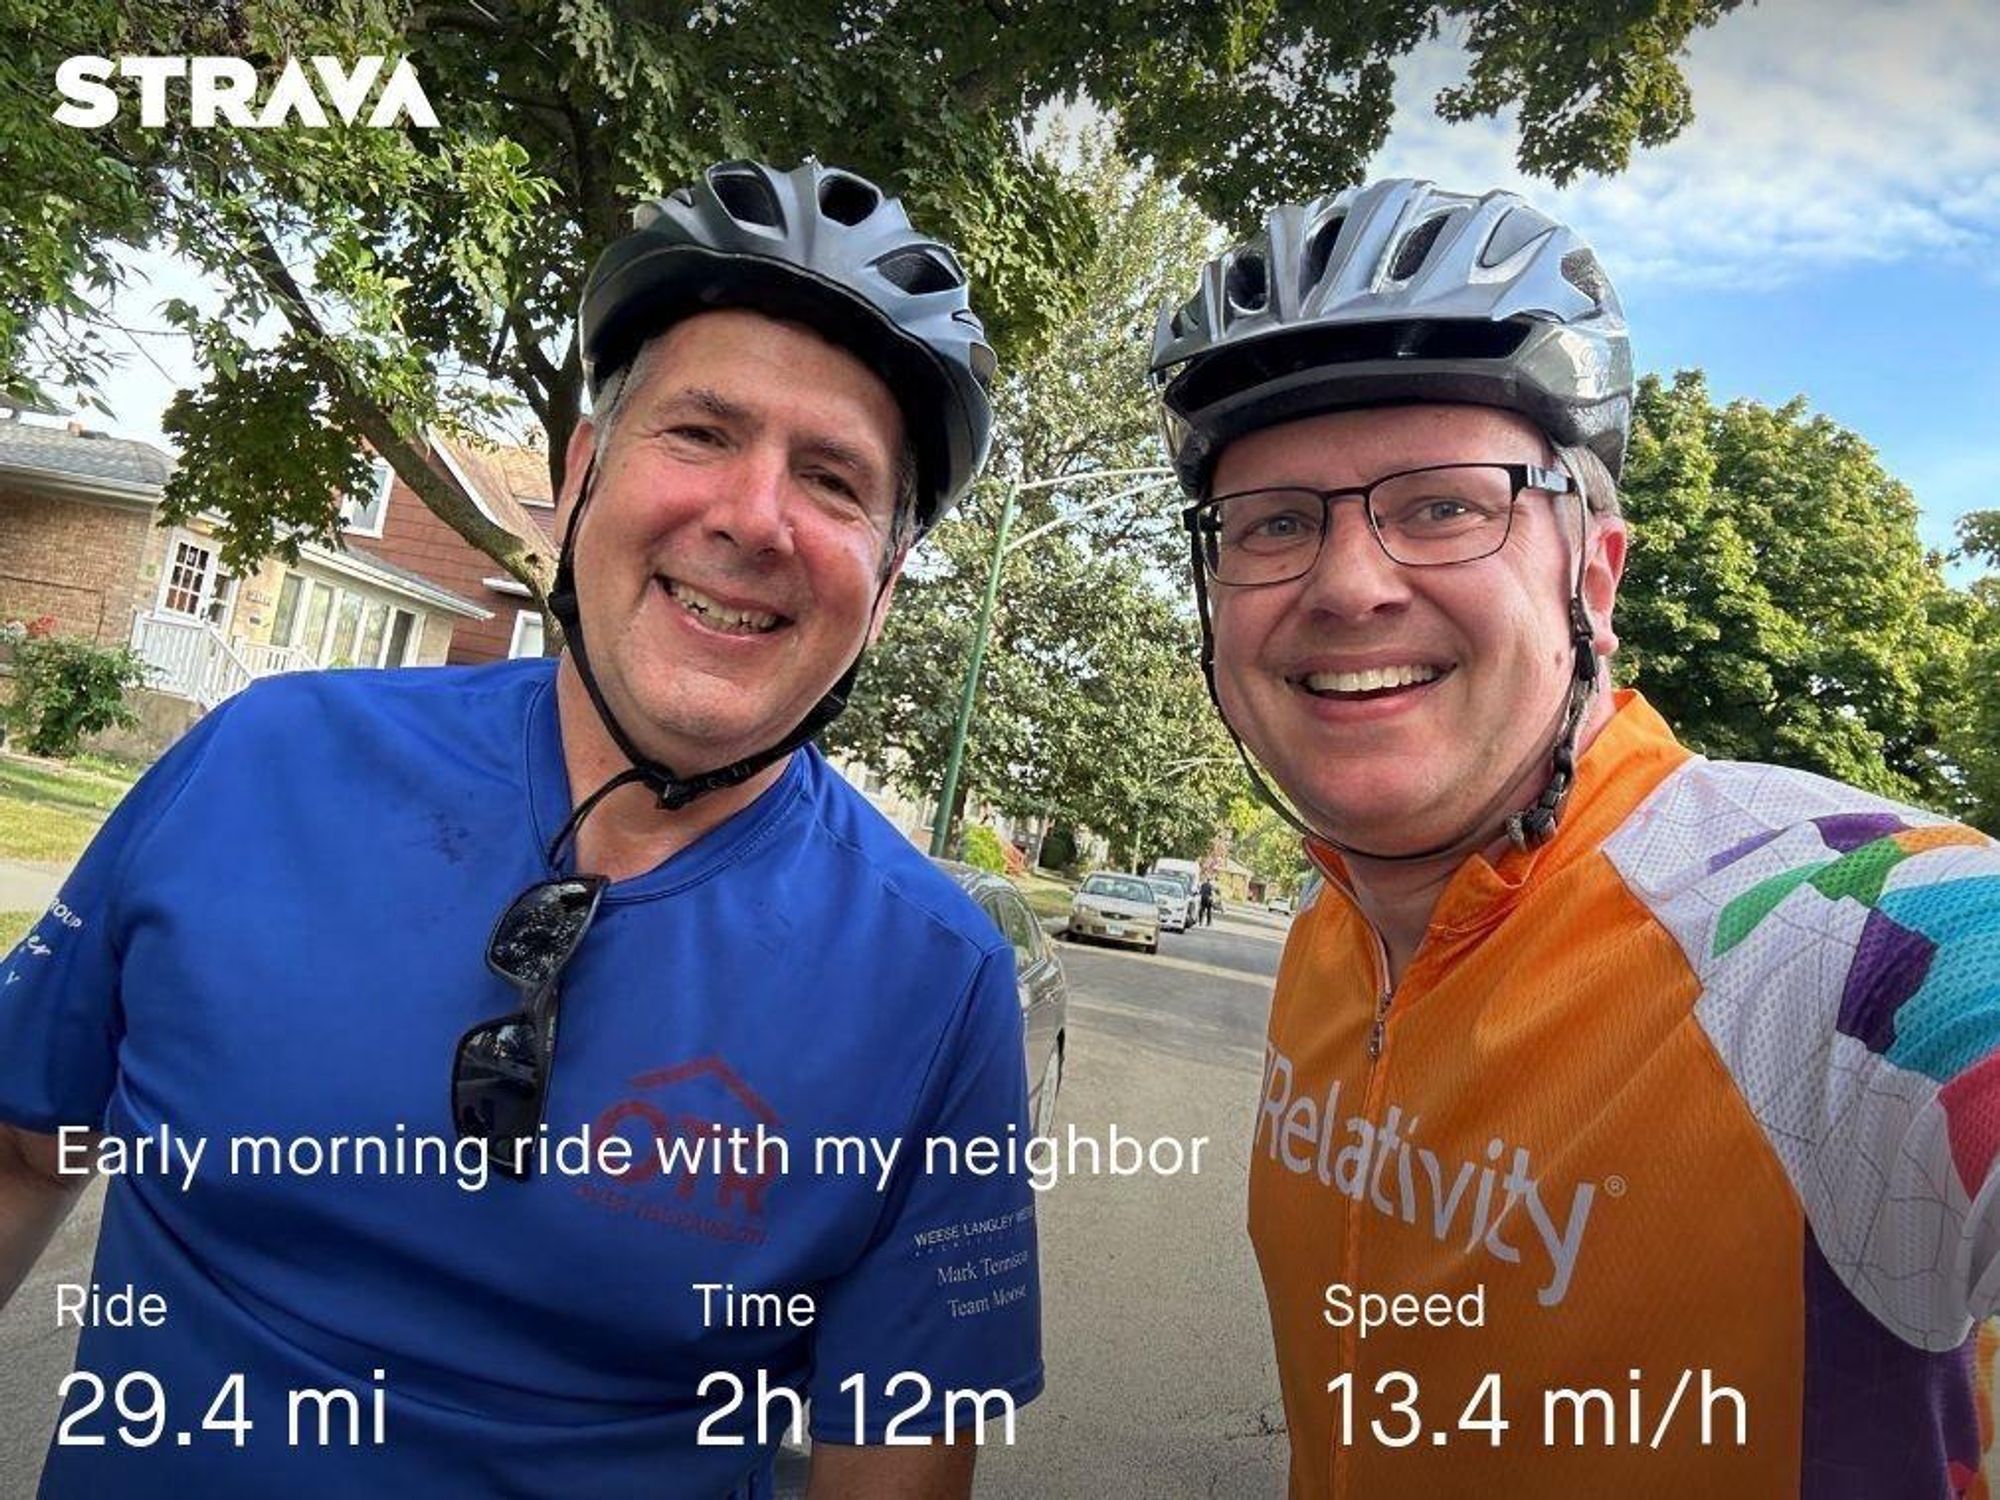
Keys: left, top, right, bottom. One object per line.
{"left": 1292, "top": 497, "right": 1412, "bottom": 620}
{"left": 706, "top": 449, "right": 793, "bottom": 557}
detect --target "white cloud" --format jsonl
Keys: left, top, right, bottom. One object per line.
{"left": 1367, "top": 0, "right": 2000, "bottom": 290}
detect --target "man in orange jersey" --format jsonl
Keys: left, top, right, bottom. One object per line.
{"left": 1151, "top": 178, "right": 2000, "bottom": 1497}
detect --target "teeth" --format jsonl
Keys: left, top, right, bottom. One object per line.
{"left": 665, "top": 579, "right": 781, "bottom": 634}
{"left": 1303, "top": 664, "right": 1440, "bottom": 694}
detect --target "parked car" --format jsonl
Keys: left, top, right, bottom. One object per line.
{"left": 1266, "top": 894, "right": 1294, "bottom": 915}
{"left": 1067, "top": 871, "right": 1162, "bottom": 955}
{"left": 931, "top": 859, "right": 1068, "bottom": 1138}
{"left": 1146, "top": 875, "right": 1190, "bottom": 933}
{"left": 1149, "top": 858, "right": 1202, "bottom": 926}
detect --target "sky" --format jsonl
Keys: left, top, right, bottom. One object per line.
{"left": 1366, "top": 0, "right": 2000, "bottom": 563}
{"left": 56, "top": 0, "right": 2000, "bottom": 565}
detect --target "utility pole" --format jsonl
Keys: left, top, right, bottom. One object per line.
{"left": 926, "top": 468, "right": 1176, "bottom": 858}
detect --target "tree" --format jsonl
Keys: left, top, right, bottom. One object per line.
{"left": 1945, "top": 516, "right": 2000, "bottom": 833}
{"left": 6, "top": 0, "right": 1749, "bottom": 604}
{"left": 828, "top": 138, "right": 1239, "bottom": 853}
{"left": 1227, "top": 795, "right": 1309, "bottom": 893}
{"left": 1615, "top": 371, "right": 1976, "bottom": 811}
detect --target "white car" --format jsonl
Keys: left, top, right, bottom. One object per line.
{"left": 1067, "top": 872, "right": 1162, "bottom": 954}
{"left": 1150, "top": 860, "right": 1202, "bottom": 926}
{"left": 1146, "top": 877, "right": 1190, "bottom": 933}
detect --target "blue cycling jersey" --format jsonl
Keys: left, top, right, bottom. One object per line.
{"left": 1, "top": 659, "right": 1041, "bottom": 1497}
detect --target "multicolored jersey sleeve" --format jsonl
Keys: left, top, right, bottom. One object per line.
{"left": 1608, "top": 768, "right": 2000, "bottom": 1351}
{"left": 1252, "top": 692, "right": 2000, "bottom": 1498}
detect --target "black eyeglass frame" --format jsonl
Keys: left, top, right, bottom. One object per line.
{"left": 1182, "top": 462, "right": 1577, "bottom": 587}
{"left": 451, "top": 873, "right": 609, "bottom": 1181}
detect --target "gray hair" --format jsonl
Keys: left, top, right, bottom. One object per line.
{"left": 589, "top": 331, "right": 920, "bottom": 573}
{"left": 1553, "top": 441, "right": 1622, "bottom": 519}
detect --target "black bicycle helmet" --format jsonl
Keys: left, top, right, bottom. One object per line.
{"left": 580, "top": 159, "right": 996, "bottom": 532}
{"left": 1152, "top": 178, "right": 1632, "bottom": 493}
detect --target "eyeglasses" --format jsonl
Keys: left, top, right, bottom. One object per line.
{"left": 452, "top": 874, "right": 608, "bottom": 1180}
{"left": 1184, "top": 463, "right": 1575, "bottom": 586}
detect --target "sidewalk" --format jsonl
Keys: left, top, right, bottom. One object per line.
{"left": 0, "top": 859, "right": 67, "bottom": 913}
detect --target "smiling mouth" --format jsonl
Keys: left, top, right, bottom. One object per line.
{"left": 1295, "top": 663, "right": 1450, "bottom": 701}
{"left": 659, "top": 576, "right": 790, "bottom": 636}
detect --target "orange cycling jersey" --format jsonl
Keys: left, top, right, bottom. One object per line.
{"left": 1252, "top": 690, "right": 2000, "bottom": 1498}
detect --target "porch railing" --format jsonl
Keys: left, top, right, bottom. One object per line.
{"left": 129, "top": 611, "right": 268, "bottom": 711}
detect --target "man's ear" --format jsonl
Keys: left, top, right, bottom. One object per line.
{"left": 554, "top": 419, "right": 600, "bottom": 539}
{"left": 1583, "top": 515, "right": 1627, "bottom": 658}
{"left": 867, "top": 547, "right": 910, "bottom": 646}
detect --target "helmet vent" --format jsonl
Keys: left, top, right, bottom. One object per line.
{"left": 1302, "top": 214, "right": 1345, "bottom": 293}
{"left": 818, "top": 172, "right": 881, "bottom": 226}
{"left": 1225, "top": 252, "right": 1269, "bottom": 314}
{"left": 969, "top": 340, "right": 998, "bottom": 387}
{"left": 709, "top": 168, "right": 784, "bottom": 229}
{"left": 1389, "top": 213, "right": 1450, "bottom": 281}
{"left": 875, "top": 246, "right": 962, "bottom": 295}
{"left": 1560, "top": 249, "right": 1610, "bottom": 307}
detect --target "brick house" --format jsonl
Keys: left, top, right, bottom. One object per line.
{"left": 0, "top": 418, "right": 164, "bottom": 648}
{"left": 0, "top": 412, "right": 489, "bottom": 746}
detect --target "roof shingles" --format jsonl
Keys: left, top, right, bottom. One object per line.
{"left": 0, "top": 424, "right": 173, "bottom": 488}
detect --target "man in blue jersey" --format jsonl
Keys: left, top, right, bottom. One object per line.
{"left": 0, "top": 160, "right": 1040, "bottom": 1498}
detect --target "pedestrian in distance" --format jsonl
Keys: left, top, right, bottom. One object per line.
{"left": 1199, "top": 879, "right": 1217, "bottom": 925}
{"left": 1, "top": 159, "right": 1041, "bottom": 1500}
{"left": 1152, "top": 176, "right": 2000, "bottom": 1496}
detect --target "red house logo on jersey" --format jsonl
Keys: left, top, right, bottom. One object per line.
{"left": 578, "top": 1056, "right": 785, "bottom": 1244}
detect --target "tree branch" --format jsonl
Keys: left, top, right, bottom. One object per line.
{"left": 226, "top": 181, "right": 553, "bottom": 596}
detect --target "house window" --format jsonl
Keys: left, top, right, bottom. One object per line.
{"left": 162, "top": 539, "right": 214, "bottom": 615}
{"left": 509, "top": 609, "right": 545, "bottom": 659}
{"left": 159, "top": 537, "right": 235, "bottom": 628}
{"left": 299, "top": 581, "right": 335, "bottom": 659}
{"left": 341, "top": 458, "right": 393, "bottom": 537}
{"left": 385, "top": 608, "right": 419, "bottom": 666}
{"left": 357, "top": 600, "right": 390, "bottom": 667}
{"left": 271, "top": 573, "right": 305, "bottom": 645}
{"left": 326, "top": 593, "right": 364, "bottom": 666}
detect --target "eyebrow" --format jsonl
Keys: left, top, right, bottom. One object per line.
{"left": 653, "top": 385, "right": 890, "bottom": 494}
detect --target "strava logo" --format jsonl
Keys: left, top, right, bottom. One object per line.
{"left": 53, "top": 55, "right": 438, "bottom": 129}
{"left": 578, "top": 1056, "right": 784, "bottom": 1245}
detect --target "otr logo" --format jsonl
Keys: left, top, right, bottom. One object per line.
{"left": 53, "top": 55, "right": 438, "bottom": 129}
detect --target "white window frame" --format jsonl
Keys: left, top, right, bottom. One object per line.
{"left": 508, "top": 608, "right": 545, "bottom": 659}
{"left": 382, "top": 607, "right": 423, "bottom": 667}
{"left": 340, "top": 458, "right": 393, "bottom": 538}
{"left": 270, "top": 571, "right": 307, "bottom": 648}
{"left": 156, "top": 531, "right": 237, "bottom": 631}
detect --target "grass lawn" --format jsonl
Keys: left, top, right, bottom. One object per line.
{"left": 0, "top": 749, "right": 143, "bottom": 863}
{"left": 2, "top": 911, "right": 34, "bottom": 948}
{"left": 1011, "top": 868, "right": 1077, "bottom": 923}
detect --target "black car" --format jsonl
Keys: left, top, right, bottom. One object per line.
{"left": 932, "top": 858, "right": 1068, "bottom": 1137}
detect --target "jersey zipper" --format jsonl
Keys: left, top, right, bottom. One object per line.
{"left": 1310, "top": 844, "right": 1398, "bottom": 1064}
{"left": 1306, "top": 843, "right": 1402, "bottom": 1498}
{"left": 1364, "top": 923, "right": 1394, "bottom": 1061}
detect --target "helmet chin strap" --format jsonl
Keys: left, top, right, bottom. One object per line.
{"left": 540, "top": 452, "right": 877, "bottom": 868}
{"left": 1189, "top": 496, "right": 1600, "bottom": 868}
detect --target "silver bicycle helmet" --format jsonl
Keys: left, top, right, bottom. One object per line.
{"left": 580, "top": 158, "right": 997, "bottom": 531}
{"left": 1151, "top": 178, "right": 1632, "bottom": 493}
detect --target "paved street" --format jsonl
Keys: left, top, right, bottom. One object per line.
{"left": 980, "top": 911, "right": 1290, "bottom": 1497}
{"left": 0, "top": 860, "right": 65, "bottom": 915}
{"left": 1, "top": 911, "right": 1295, "bottom": 1497}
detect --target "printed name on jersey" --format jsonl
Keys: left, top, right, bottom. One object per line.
{"left": 1256, "top": 1043, "right": 1599, "bottom": 1306}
